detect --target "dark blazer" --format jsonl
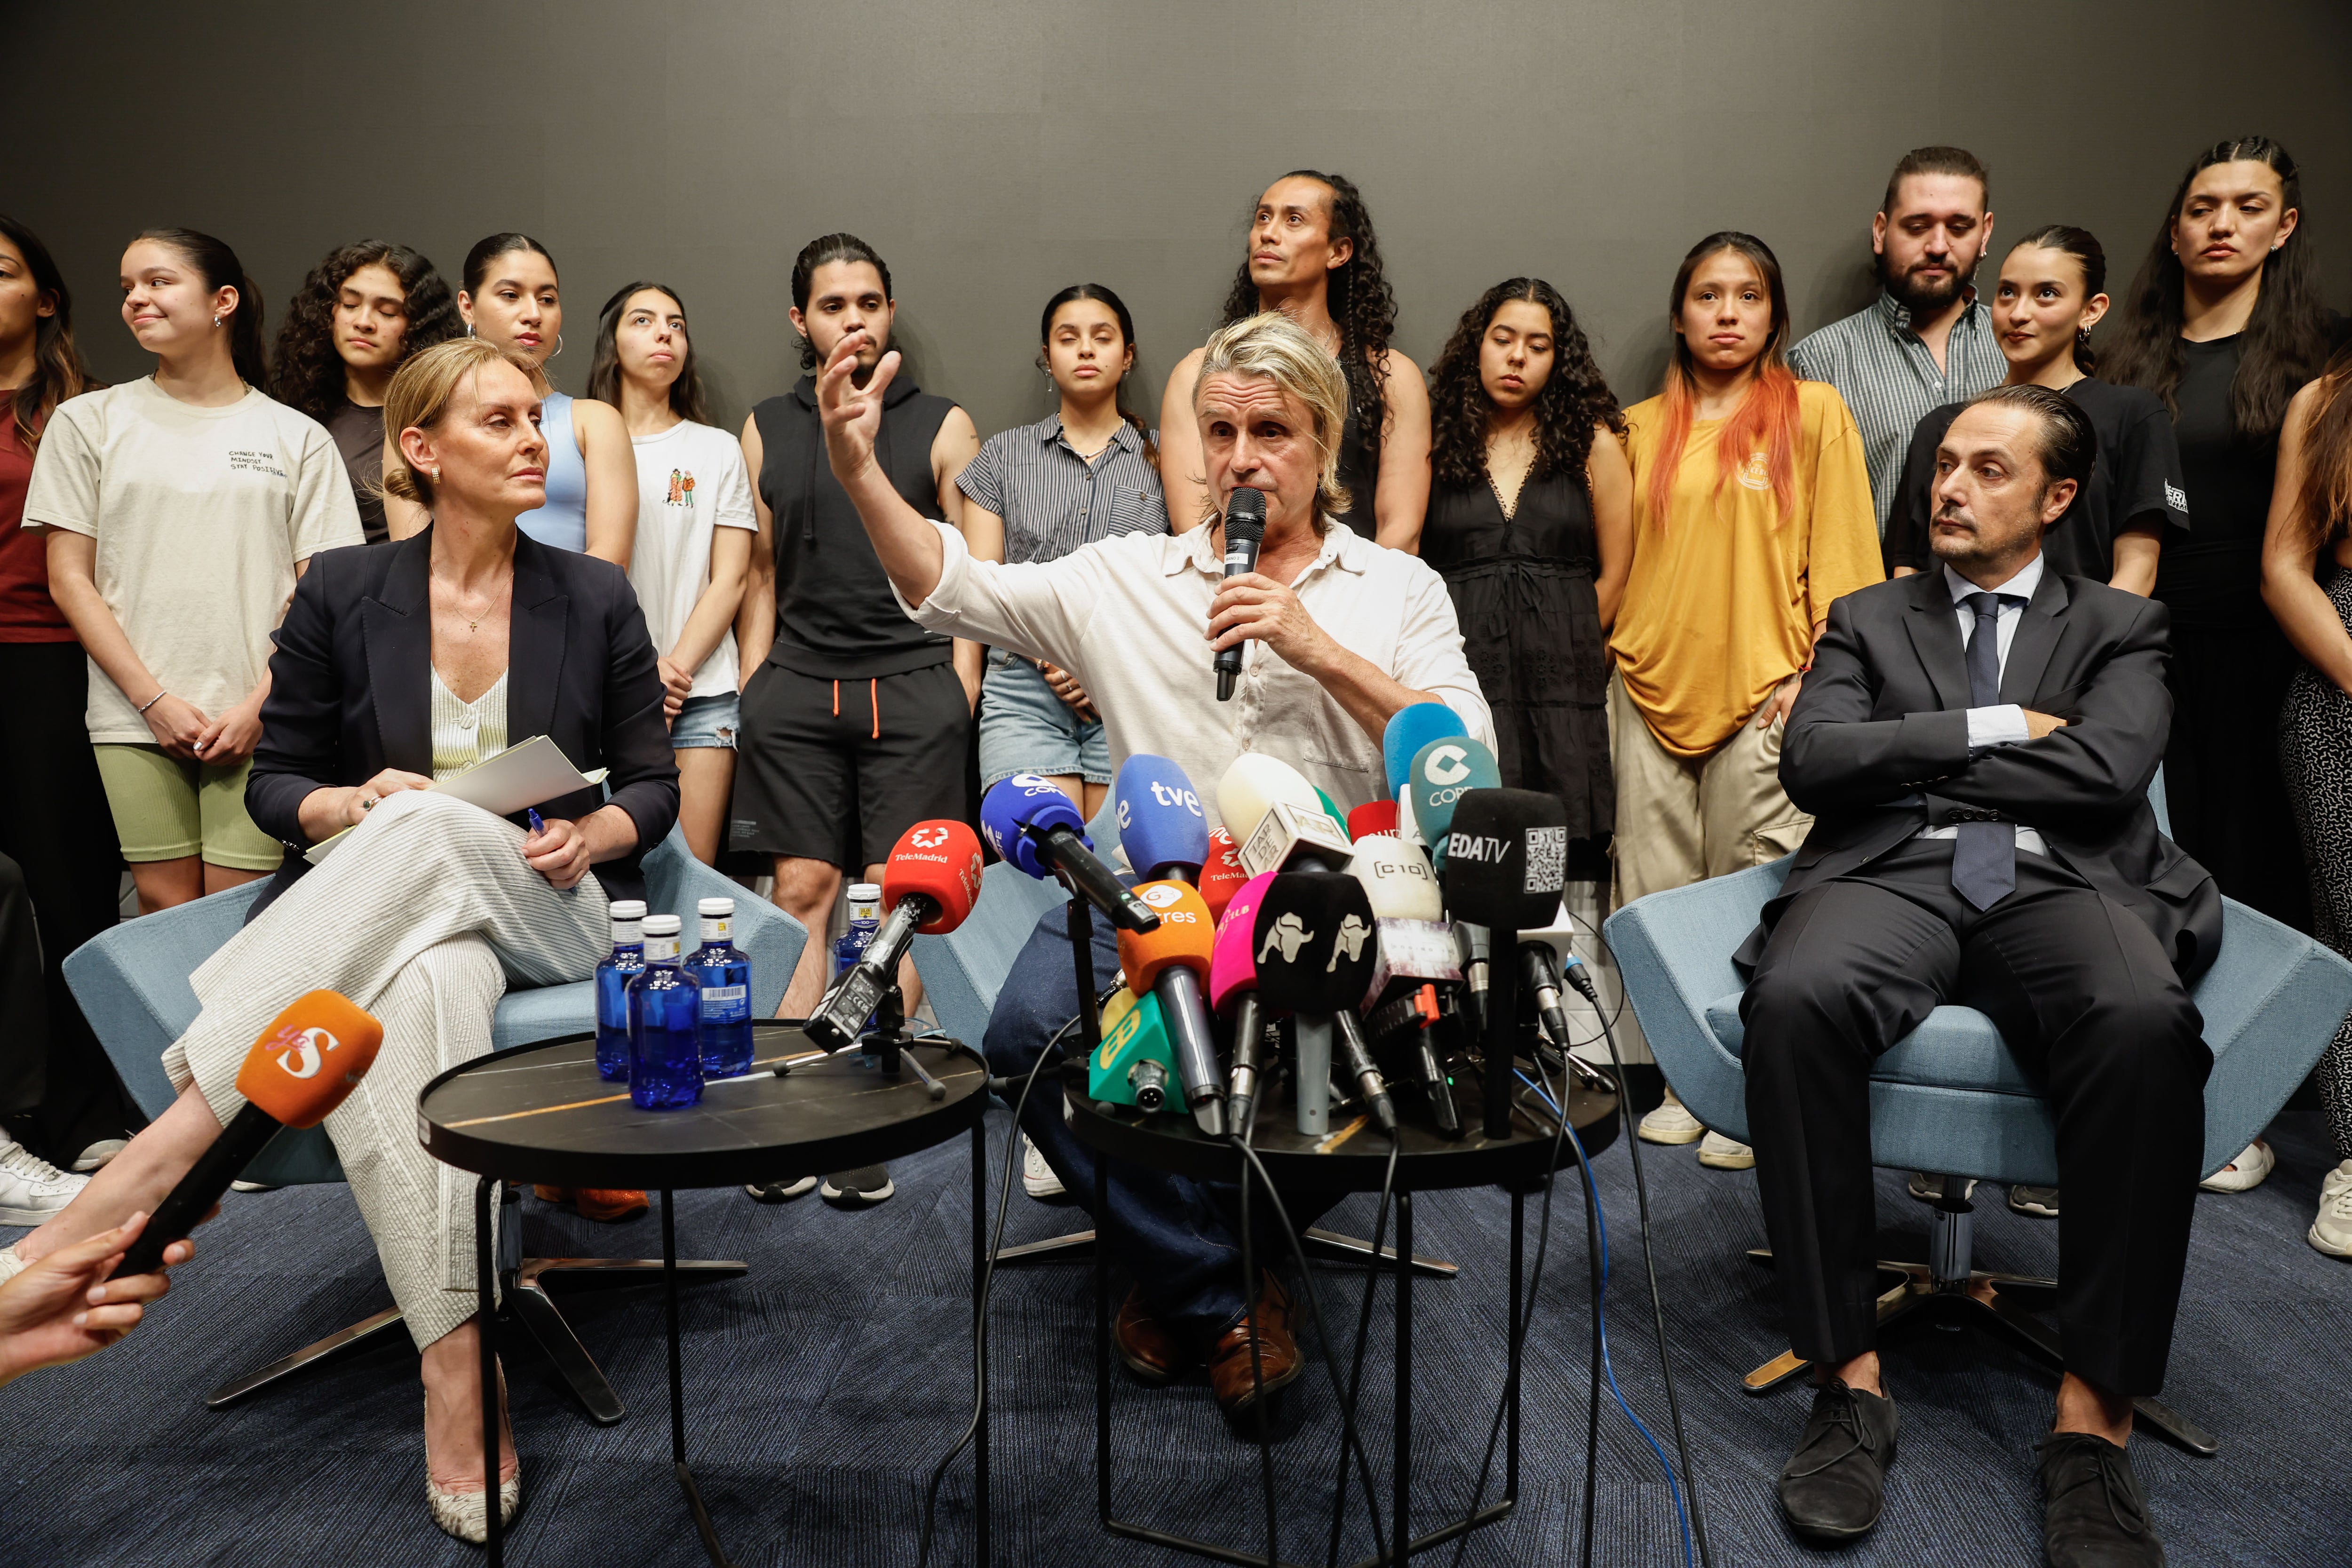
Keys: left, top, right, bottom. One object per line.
{"left": 245, "top": 528, "right": 680, "bottom": 918}
{"left": 1739, "top": 563, "right": 2223, "bottom": 982}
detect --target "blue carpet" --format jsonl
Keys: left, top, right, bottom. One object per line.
{"left": 4, "top": 1109, "right": 2346, "bottom": 1567}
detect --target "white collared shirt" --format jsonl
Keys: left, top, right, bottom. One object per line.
{"left": 896, "top": 519, "right": 1494, "bottom": 831}
{"left": 1916, "top": 554, "right": 2049, "bottom": 856}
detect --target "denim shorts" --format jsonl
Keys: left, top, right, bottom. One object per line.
{"left": 977, "top": 649, "right": 1110, "bottom": 788}
{"left": 672, "top": 691, "right": 740, "bottom": 749}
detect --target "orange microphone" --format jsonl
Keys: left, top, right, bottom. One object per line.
{"left": 1117, "top": 880, "right": 1225, "bottom": 1135}
{"left": 115, "top": 991, "right": 383, "bottom": 1278}
{"left": 805, "top": 820, "right": 984, "bottom": 1052}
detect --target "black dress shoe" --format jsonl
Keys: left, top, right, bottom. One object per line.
{"left": 1777, "top": 1378, "right": 1899, "bottom": 1541}
{"left": 2039, "top": 1432, "right": 2165, "bottom": 1567}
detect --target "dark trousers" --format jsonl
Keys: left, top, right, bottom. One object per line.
{"left": 0, "top": 643, "right": 131, "bottom": 1160}
{"left": 1740, "top": 840, "right": 2211, "bottom": 1397}
{"left": 981, "top": 894, "right": 1339, "bottom": 1346}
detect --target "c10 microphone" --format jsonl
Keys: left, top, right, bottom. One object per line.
{"left": 1443, "top": 788, "right": 1572, "bottom": 1137}
{"left": 1213, "top": 487, "right": 1268, "bottom": 702}
{"left": 1115, "top": 754, "right": 1209, "bottom": 882}
{"left": 1218, "top": 754, "right": 1351, "bottom": 876}
{"left": 1253, "top": 872, "right": 1394, "bottom": 1132}
{"left": 1346, "top": 836, "right": 1462, "bottom": 1135}
{"left": 1382, "top": 701, "right": 1470, "bottom": 798}
{"left": 1118, "top": 879, "right": 1224, "bottom": 1136}
{"left": 1198, "top": 827, "right": 1248, "bottom": 924}
{"left": 1208, "top": 871, "right": 1278, "bottom": 1132}
{"left": 805, "top": 819, "right": 983, "bottom": 1053}
{"left": 1407, "top": 734, "right": 1502, "bottom": 875}
{"left": 981, "top": 774, "right": 1160, "bottom": 933}
{"left": 115, "top": 991, "right": 383, "bottom": 1278}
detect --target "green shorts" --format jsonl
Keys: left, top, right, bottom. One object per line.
{"left": 92, "top": 744, "right": 285, "bottom": 871}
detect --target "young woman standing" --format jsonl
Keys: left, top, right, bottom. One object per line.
{"left": 29, "top": 229, "right": 363, "bottom": 915}
{"left": 588, "top": 282, "right": 756, "bottom": 865}
{"left": 1887, "top": 228, "right": 2189, "bottom": 594}
{"left": 269, "top": 240, "right": 461, "bottom": 543}
{"left": 2106, "top": 136, "right": 2336, "bottom": 934}
{"left": 389, "top": 234, "right": 634, "bottom": 565}
{"left": 960, "top": 284, "right": 1168, "bottom": 819}
{"left": 1609, "top": 232, "right": 1882, "bottom": 1164}
{"left": 1420, "top": 278, "right": 1630, "bottom": 855}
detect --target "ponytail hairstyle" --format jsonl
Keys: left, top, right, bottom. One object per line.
{"left": 2104, "top": 135, "right": 2329, "bottom": 441}
{"left": 1428, "top": 277, "right": 1623, "bottom": 490}
{"left": 379, "top": 337, "right": 540, "bottom": 513}
{"left": 269, "top": 240, "right": 461, "bottom": 422}
{"left": 587, "top": 282, "right": 710, "bottom": 424}
{"left": 0, "top": 213, "right": 97, "bottom": 451}
{"left": 1646, "top": 231, "right": 1801, "bottom": 530}
{"left": 2010, "top": 224, "right": 2107, "bottom": 375}
{"left": 1038, "top": 282, "right": 1158, "bottom": 472}
{"left": 790, "top": 233, "right": 893, "bottom": 371}
{"left": 462, "top": 232, "right": 558, "bottom": 298}
{"left": 2288, "top": 341, "right": 2352, "bottom": 557}
{"left": 135, "top": 228, "right": 266, "bottom": 386}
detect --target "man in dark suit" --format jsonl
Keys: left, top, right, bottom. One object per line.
{"left": 1740, "top": 384, "right": 2215, "bottom": 1567}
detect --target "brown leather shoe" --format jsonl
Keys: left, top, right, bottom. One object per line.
{"left": 533, "top": 1186, "right": 650, "bottom": 1223}
{"left": 1208, "top": 1273, "right": 1302, "bottom": 1417}
{"left": 1114, "top": 1286, "right": 1183, "bottom": 1385}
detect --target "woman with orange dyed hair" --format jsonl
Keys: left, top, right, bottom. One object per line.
{"left": 1606, "top": 231, "right": 1882, "bottom": 1163}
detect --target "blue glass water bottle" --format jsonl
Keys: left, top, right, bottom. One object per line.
{"left": 689, "top": 896, "right": 753, "bottom": 1079}
{"left": 594, "top": 899, "right": 647, "bottom": 1082}
{"left": 628, "top": 914, "right": 704, "bottom": 1108}
{"left": 831, "top": 882, "right": 883, "bottom": 976}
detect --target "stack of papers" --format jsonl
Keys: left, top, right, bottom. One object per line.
{"left": 303, "top": 735, "right": 609, "bottom": 865}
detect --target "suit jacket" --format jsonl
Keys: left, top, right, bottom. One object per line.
{"left": 1737, "top": 564, "right": 2222, "bottom": 982}
{"left": 245, "top": 528, "right": 680, "bottom": 917}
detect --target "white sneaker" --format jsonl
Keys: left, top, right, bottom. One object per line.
{"left": 2311, "top": 1179, "right": 2352, "bottom": 1258}
{"left": 1637, "top": 1090, "right": 1705, "bottom": 1146}
{"left": 2199, "top": 1139, "right": 2275, "bottom": 1193}
{"left": 1021, "top": 1136, "right": 1066, "bottom": 1201}
{"left": 1697, "top": 1130, "right": 1755, "bottom": 1170}
{"left": 71, "top": 1138, "right": 127, "bottom": 1173}
{"left": 0, "top": 1140, "right": 88, "bottom": 1226}
{"left": 2324, "top": 1159, "right": 2352, "bottom": 1205}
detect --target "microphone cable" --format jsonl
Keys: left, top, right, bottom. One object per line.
{"left": 1322, "top": 1125, "right": 1400, "bottom": 1568}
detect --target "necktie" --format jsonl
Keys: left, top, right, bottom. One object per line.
{"left": 1952, "top": 591, "right": 2021, "bottom": 910}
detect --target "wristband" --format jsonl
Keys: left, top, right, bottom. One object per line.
{"left": 137, "top": 690, "right": 169, "bottom": 715}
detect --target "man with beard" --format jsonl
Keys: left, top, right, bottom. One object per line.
{"left": 1791, "top": 147, "right": 2007, "bottom": 543}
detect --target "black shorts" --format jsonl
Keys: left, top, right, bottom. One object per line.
{"left": 731, "top": 661, "right": 972, "bottom": 870}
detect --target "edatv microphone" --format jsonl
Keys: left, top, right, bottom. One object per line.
{"left": 1346, "top": 836, "right": 1462, "bottom": 1135}
{"left": 1114, "top": 754, "right": 1209, "bottom": 882}
{"left": 1443, "top": 788, "right": 1571, "bottom": 1138}
{"left": 1347, "top": 799, "right": 1400, "bottom": 840}
{"left": 1406, "top": 733, "right": 1501, "bottom": 874}
{"left": 1212, "top": 487, "right": 1267, "bottom": 701}
{"left": 1198, "top": 827, "right": 1249, "bottom": 924}
{"left": 805, "top": 819, "right": 983, "bottom": 1052}
{"left": 1217, "top": 753, "right": 1352, "bottom": 876}
{"left": 1253, "top": 873, "right": 1393, "bottom": 1132}
{"left": 1382, "top": 701, "right": 1470, "bottom": 798}
{"left": 1118, "top": 879, "right": 1225, "bottom": 1135}
{"left": 115, "top": 991, "right": 383, "bottom": 1278}
{"left": 981, "top": 774, "right": 1159, "bottom": 933}
{"left": 1208, "top": 871, "right": 1279, "bottom": 1132}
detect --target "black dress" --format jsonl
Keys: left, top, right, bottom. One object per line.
{"left": 1329, "top": 405, "right": 1378, "bottom": 535}
{"left": 1420, "top": 465, "right": 1612, "bottom": 844}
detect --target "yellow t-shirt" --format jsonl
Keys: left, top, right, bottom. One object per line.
{"left": 1607, "top": 379, "right": 1881, "bottom": 758}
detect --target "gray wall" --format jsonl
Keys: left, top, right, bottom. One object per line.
{"left": 16, "top": 1, "right": 2352, "bottom": 442}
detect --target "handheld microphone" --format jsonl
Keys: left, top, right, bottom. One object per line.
{"left": 1382, "top": 701, "right": 1470, "bottom": 798}
{"left": 1443, "top": 788, "right": 1571, "bottom": 1137}
{"left": 1253, "top": 873, "right": 1394, "bottom": 1132}
{"left": 1347, "top": 799, "right": 1400, "bottom": 840}
{"left": 1454, "top": 920, "right": 1493, "bottom": 1037}
{"left": 805, "top": 820, "right": 983, "bottom": 1053}
{"left": 1198, "top": 827, "right": 1248, "bottom": 924}
{"left": 115, "top": 991, "right": 383, "bottom": 1278}
{"left": 980, "top": 774, "right": 1160, "bottom": 933}
{"left": 1406, "top": 734, "right": 1502, "bottom": 874}
{"left": 1114, "top": 754, "right": 1209, "bottom": 882}
{"left": 1217, "top": 754, "right": 1352, "bottom": 876}
{"left": 1213, "top": 487, "right": 1268, "bottom": 701}
{"left": 1118, "top": 879, "right": 1224, "bottom": 1136}
{"left": 1346, "top": 836, "right": 1462, "bottom": 1135}
{"left": 1208, "top": 871, "right": 1279, "bottom": 1132}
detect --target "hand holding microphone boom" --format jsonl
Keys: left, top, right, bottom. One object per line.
{"left": 980, "top": 774, "right": 1159, "bottom": 932}
{"left": 1118, "top": 879, "right": 1226, "bottom": 1136}
{"left": 805, "top": 820, "right": 983, "bottom": 1053}
{"left": 115, "top": 991, "right": 384, "bottom": 1278}
{"left": 1212, "top": 487, "right": 1267, "bottom": 702}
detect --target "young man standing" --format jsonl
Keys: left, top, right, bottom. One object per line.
{"left": 1789, "top": 147, "right": 2008, "bottom": 541}
{"left": 734, "top": 234, "right": 982, "bottom": 1209}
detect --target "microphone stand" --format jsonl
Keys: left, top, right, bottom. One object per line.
{"left": 856, "top": 982, "right": 946, "bottom": 1100}
{"left": 1061, "top": 872, "right": 1105, "bottom": 1080}
{"left": 1482, "top": 919, "right": 1519, "bottom": 1139}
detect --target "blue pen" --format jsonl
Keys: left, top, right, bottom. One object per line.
{"left": 527, "top": 808, "right": 546, "bottom": 836}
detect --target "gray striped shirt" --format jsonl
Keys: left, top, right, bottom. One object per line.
{"left": 1788, "top": 291, "right": 2008, "bottom": 534}
{"left": 957, "top": 414, "right": 1168, "bottom": 564}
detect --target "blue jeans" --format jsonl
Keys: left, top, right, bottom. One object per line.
{"left": 983, "top": 892, "right": 1339, "bottom": 1345}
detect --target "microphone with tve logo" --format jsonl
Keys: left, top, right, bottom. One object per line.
{"left": 114, "top": 991, "right": 384, "bottom": 1279}
{"left": 981, "top": 774, "right": 1160, "bottom": 933}
{"left": 1118, "top": 879, "right": 1225, "bottom": 1136}
{"left": 805, "top": 819, "right": 984, "bottom": 1052}
{"left": 1442, "top": 788, "right": 1572, "bottom": 1138}
{"left": 1114, "top": 754, "right": 1209, "bottom": 882}
{"left": 1213, "top": 487, "right": 1268, "bottom": 701}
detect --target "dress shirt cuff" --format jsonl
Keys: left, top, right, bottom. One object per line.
{"left": 1965, "top": 704, "right": 2028, "bottom": 750}
{"left": 892, "top": 520, "right": 969, "bottom": 632}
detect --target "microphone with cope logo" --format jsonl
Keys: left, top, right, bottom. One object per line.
{"left": 1441, "top": 788, "right": 1572, "bottom": 1137}
{"left": 1117, "top": 878, "right": 1225, "bottom": 1135}
{"left": 1252, "top": 872, "right": 1396, "bottom": 1133}
{"left": 1208, "top": 870, "right": 1279, "bottom": 1132}
{"left": 1114, "top": 754, "right": 1209, "bottom": 883}
{"left": 114, "top": 991, "right": 383, "bottom": 1279}
{"left": 981, "top": 774, "right": 1159, "bottom": 932}
{"left": 1406, "top": 734, "right": 1502, "bottom": 874}
{"left": 804, "top": 819, "right": 984, "bottom": 1052}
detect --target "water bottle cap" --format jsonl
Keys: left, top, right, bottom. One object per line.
{"left": 698, "top": 898, "right": 734, "bottom": 917}
{"left": 608, "top": 899, "right": 648, "bottom": 918}
{"left": 642, "top": 914, "right": 682, "bottom": 935}
{"left": 848, "top": 883, "right": 882, "bottom": 903}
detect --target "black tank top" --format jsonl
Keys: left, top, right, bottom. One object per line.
{"left": 1329, "top": 404, "right": 1377, "bottom": 533}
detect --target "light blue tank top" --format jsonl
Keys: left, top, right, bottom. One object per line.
{"left": 516, "top": 391, "right": 589, "bottom": 551}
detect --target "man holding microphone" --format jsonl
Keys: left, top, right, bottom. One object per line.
{"left": 814, "top": 309, "right": 1489, "bottom": 1417}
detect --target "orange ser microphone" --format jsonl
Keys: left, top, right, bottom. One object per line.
{"left": 114, "top": 991, "right": 383, "bottom": 1278}
{"left": 1118, "top": 879, "right": 1225, "bottom": 1136}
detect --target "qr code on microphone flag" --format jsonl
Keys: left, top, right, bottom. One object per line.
{"left": 1524, "top": 826, "right": 1566, "bottom": 893}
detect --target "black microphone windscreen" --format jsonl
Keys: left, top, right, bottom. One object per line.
{"left": 1250, "top": 873, "right": 1377, "bottom": 1014}
{"left": 1442, "top": 788, "right": 1570, "bottom": 933}
{"left": 1225, "top": 486, "right": 1267, "bottom": 541}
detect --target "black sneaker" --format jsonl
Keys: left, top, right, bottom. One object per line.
{"left": 2039, "top": 1432, "right": 2164, "bottom": 1567}
{"left": 1776, "top": 1378, "right": 1899, "bottom": 1541}
{"left": 820, "top": 1166, "right": 895, "bottom": 1207}
{"left": 746, "top": 1176, "right": 819, "bottom": 1203}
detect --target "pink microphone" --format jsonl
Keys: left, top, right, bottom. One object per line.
{"left": 1210, "top": 871, "right": 1280, "bottom": 1132}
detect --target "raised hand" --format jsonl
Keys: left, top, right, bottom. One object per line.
{"left": 817, "top": 329, "right": 900, "bottom": 490}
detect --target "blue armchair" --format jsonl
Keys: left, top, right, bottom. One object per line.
{"left": 1602, "top": 777, "right": 2352, "bottom": 1456}
{"left": 64, "top": 826, "right": 805, "bottom": 1418}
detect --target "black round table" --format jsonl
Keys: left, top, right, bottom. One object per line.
{"left": 418, "top": 1023, "right": 991, "bottom": 1568}
{"left": 1065, "top": 1061, "right": 1618, "bottom": 1568}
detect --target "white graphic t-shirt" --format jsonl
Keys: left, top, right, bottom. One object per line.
{"left": 626, "top": 420, "right": 758, "bottom": 699}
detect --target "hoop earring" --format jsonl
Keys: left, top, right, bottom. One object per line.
{"left": 549, "top": 334, "right": 564, "bottom": 359}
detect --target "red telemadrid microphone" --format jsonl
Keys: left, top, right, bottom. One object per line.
{"left": 1118, "top": 879, "right": 1225, "bottom": 1136}
{"left": 1347, "top": 799, "right": 1400, "bottom": 841}
{"left": 1198, "top": 827, "right": 1248, "bottom": 925}
{"left": 804, "top": 820, "right": 983, "bottom": 1052}
{"left": 114, "top": 991, "right": 384, "bottom": 1278}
